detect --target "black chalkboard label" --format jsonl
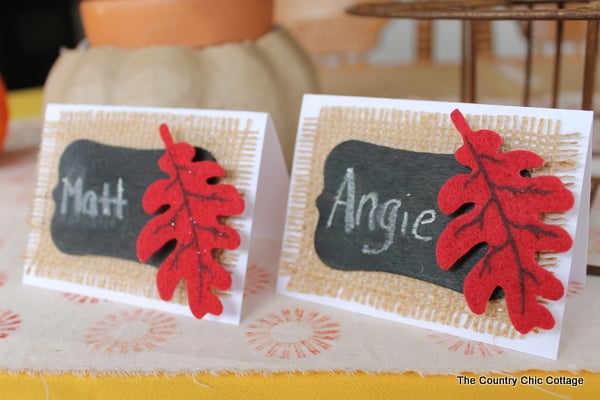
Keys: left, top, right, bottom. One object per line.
{"left": 315, "top": 140, "right": 489, "bottom": 295}
{"left": 51, "top": 140, "right": 214, "bottom": 264}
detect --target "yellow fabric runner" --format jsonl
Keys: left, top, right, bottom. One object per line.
{"left": 1, "top": 371, "right": 598, "bottom": 399}
{"left": 6, "top": 87, "right": 44, "bottom": 119}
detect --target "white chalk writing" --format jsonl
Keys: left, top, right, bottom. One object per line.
{"left": 60, "top": 177, "right": 128, "bottom": 219}
{"left": 326, "top": 167, "right": 436, "bottom": 255}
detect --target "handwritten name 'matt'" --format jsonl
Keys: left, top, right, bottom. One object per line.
{"left": 325, "top": 167, "right": 436, "bottom": 255}
{"left": 60, "top": 177, "right": 128, "bottom": 219}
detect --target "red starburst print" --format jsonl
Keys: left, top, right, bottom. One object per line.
{"left": 0, "top": 272, "right": 7, "bottom": 287}
{"left": 84, "top": 308, "right": 180, "bottom": 355}
{"left": 243, "top": 264, "right": 272, "bottom": 297}
{"left": 62, "top": 293, "right": 106, "bottom": 304}
{"left": 567, "top": 281, "right": 584, "bottom": 298}
{"left": 428, "top": 332, "right": 505, "bottom": 357}
{"left": 245, "top": 309, "right": 341, "bottom": 359}
{"left": 0, "top": 309, "right": 21, "bottom": 339}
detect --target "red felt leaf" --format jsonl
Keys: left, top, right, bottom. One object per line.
{"left": 137, "top": 124, "right": 244, "bottom": 319}
{"left": 436, "top": 109, "right": 574, "bottom": 334}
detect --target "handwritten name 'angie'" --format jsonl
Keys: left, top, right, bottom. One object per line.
{"left": 325, "top": 167, "right": 436, "bottom": 255}
{"left": 60, "top": 177, "right": 128, "bottom": 219}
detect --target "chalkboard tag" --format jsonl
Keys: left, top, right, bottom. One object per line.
{"left": 314, "top": 140, "right": 492, "bottom": 295}
{"left": 51, "top": 139, "right": 214, "bottom": 264}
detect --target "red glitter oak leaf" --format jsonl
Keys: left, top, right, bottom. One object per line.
{"left": 436, "top": 109, "right": 573, "bottom": 334}
{"left": 137, "top": 124, "right": 244, "bottom": 319}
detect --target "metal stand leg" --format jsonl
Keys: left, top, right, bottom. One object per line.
{"left": 583, "top": 19, "right": 599, "bottom": 110}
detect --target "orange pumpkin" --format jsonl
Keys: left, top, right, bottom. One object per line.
{"left": 0, "top": 77, "right": 8, "bottom": 152}
{"left": 80, "top": 0, "right": 274, "bottom": 49}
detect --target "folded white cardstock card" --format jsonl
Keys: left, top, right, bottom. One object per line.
{"left": 23, "top": 103, "right": 289, "bottom": 324}
{"left": 278, "top": 94, "right": 592, "bottom": 359}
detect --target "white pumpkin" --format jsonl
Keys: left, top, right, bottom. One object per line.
{"left": 44, "top": 28, "right": 319, "bottom": 169}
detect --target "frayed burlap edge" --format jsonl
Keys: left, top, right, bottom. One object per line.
{"left": 281, "top": 106, "right": 579, "bottom": 340}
